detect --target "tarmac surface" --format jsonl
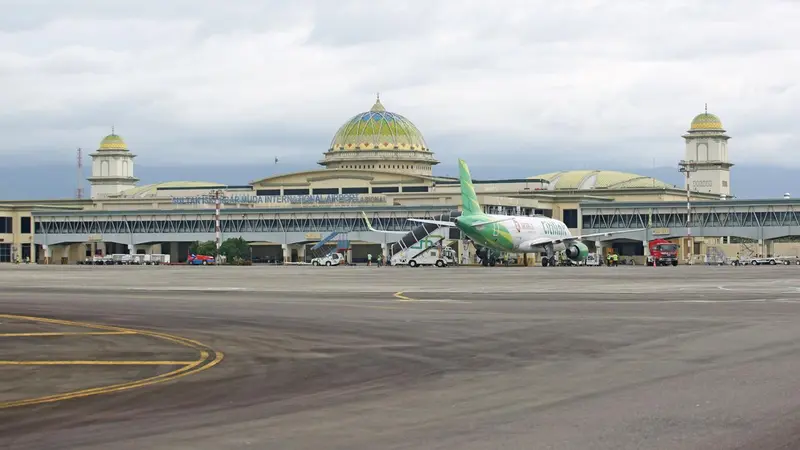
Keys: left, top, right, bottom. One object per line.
{"left": 2, "top": 264, "right": 800, "bottom": 449}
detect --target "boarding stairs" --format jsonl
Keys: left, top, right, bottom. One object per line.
{"left": 309, "top": 231, "right": 349, "bottom": 261}
{"left": 739, "top": 242, "right": 758, "bottom": 258}
{"left": 387, "top": 210, "right": 461, "bottom": 257}
{"left": 705, "top": 246, "right": 728, "bottom": 265}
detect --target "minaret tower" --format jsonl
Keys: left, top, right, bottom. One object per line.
{"left": 86, "top": 128, "right": 139, "bottom": 198}
{"left": 681, "top": 105, "right": 733, "bottom": 196}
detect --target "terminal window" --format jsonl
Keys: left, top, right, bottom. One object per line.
{"left": 372, "top": 186, "right": 399, "bottom": 193}
{"left": 20, "top": 217, "right": 31, "bottom": 234}
{"left": 0, "top": 244, "right": 10, "bottom": 262}
{"left": 284, "top": 188, "right": 310, "bottom": 195}
{"left": 256, "top": 189, "right": 280, "bottom": 196}
{"left": 313, "top": 188, "right": 339, "bottom": 195}
{"left": 562, "top": 209, "right": 578, "bottom": 228}
{"left": 402, "top": 186, "right": 429, "bottom": 193}
{"left": 342, "top": 187, "right": 369, "bottom": 194}
{"left": 0, "top": 217, "right": 11, "bottom": 233}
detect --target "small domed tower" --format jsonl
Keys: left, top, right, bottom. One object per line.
{"left": 682, "top": 105, "right": 733, "bottom": 196}
{"left": 86, "top": 129, "right": 139, "bottom": 198}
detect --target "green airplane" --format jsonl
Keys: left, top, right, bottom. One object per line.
{"left": 369, "top": 159, "right": 645, "bottom": 266}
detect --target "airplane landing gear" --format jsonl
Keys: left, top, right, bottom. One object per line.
{"left": 481, "top": 257, "right": 497, "bottom": 267}
{"left": 542, "top": 245, "right": 556, "bottom": 267}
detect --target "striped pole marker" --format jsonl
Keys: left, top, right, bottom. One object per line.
{"left": 214, "top": 191, "right": 221, "bottom": 263}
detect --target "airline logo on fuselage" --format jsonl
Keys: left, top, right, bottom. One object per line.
{"left": 542, "top": 219, "right": 569, "bottom": 237}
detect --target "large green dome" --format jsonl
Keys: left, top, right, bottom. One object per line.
{"left": 329, "top": 96, "right": 429, "bottom": 152}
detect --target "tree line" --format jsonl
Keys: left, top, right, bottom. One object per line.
{"left": 189, "top": 237, "right": 251, "bottom": 265}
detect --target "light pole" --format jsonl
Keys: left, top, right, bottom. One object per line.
{"left": 210, "top": 189, "right": 225, "bottom": 263}
{"left": 243, "top": 213, "right": 253, "bottom": 263}
{"left": 678, "top": 160, "right": 698, "bottom": 264}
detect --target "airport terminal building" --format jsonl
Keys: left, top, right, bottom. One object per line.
{"left": 2, "top": 97, "right": 799, "bottom": 264}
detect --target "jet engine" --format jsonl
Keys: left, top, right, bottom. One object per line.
{"left": 564, "top": 241, "right": 589, "bottom": 261}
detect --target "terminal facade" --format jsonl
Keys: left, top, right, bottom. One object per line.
{"left": 2, "top": 97, "right": 798, "bottom": 264}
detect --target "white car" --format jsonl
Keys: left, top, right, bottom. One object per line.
{"left": 311, "top": 252, "right": 344, "bottom": 266}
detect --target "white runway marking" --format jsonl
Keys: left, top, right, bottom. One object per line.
{"left": 584, "top": 299, "right": 800, "bottom": 304}
{"left": 402, "top": 299, "right": 472, "bottom": 304}
{"left": 123, "top": 287, "right": 250, "bottom": 292}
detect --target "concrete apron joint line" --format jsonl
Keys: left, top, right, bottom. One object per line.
{"left": 0, "top": 314, "right": 224, "bottom": 410}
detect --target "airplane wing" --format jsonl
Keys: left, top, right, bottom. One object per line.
{"left": 519, "top": 228, "right": 646, "bottom": 249}
{"left": 406, "top": 216, "right": 512, "bottom": 228}
{"left": 361, "top": 212, "right": 408, "bottom": 235}
{"left": 407, "top": 218, "right": 457, "bottom": 227}
{"left": 562, "top": 228, "right": 647, "bottom": 242}
{"left": 471, "top": 217, "right": 515, "bottom": 227}
{"left": 519, "top": 237, "right": 557, "bottom": 250}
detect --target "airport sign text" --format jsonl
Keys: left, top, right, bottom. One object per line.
{"left": 172, "top": 194, "right": 387, "bottom": 206}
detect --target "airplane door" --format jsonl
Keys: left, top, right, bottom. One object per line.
{"left": 492, "top": 222, "right": 499, "bottom": 238}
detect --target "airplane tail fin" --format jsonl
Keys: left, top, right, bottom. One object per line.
{"left": 458, "top": 159, "right": 482, "bottom": 216}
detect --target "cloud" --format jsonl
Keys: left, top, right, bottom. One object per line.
{"left": 0, "top": 0, "right": 799, "bottom": 171}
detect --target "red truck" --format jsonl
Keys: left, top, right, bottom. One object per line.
{"left": 647, "top": 239, "right": 679, "bottom": 266}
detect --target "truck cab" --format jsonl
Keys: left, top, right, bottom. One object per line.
{"left": 647, "top": 239, "right": 679, "bottom": 266}
{"left": 311, "top": 252, "right": 344, "bottom": 266}
{"left": 410, "top": 246, "right": 457, "bottom": 267}
{"left": 394, "top": 245, "right": 457, "bottom": 267}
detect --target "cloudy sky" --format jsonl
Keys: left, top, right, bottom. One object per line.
{"left": 2, "top": 0, "right": 799, "bottom": 172}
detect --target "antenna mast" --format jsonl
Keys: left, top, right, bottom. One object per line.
{"left": 76, "top": 147, "right": 84, "bottom": 199}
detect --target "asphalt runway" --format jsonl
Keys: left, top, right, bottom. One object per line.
{"left": 2, "top": 264, "right": 800, "bottom": 450}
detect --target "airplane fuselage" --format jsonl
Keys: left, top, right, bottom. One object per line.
{"left": 456, "top": 214, "right": 572, "bottom": 254}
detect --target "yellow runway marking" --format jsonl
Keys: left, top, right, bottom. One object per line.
{"left": 394, "top": 291, "right": 415, "bottom": 301}
{"left": 0, "top": 314, "right": 223, "bottom": 410}
{"left": 0, "top": 360, "right": 198, "bottom": 365}
{"left": 393, "top": 291, "right": 471, "bottom": 304}
{"left": 0, "top": 331, "right": 136, "bottom": 337}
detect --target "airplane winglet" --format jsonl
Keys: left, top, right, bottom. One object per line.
{"left": 361, "top": 211, "right": 383, "bottom": 233}
{"left": 362, "top": 211, "right": 408, "bottom": 235}
{"left": 361, "top": 211, "right": 373, "bottom": 229}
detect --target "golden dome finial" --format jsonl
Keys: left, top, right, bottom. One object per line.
{"left": 370, "top": 94, "right": 385, "bottom": 112}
